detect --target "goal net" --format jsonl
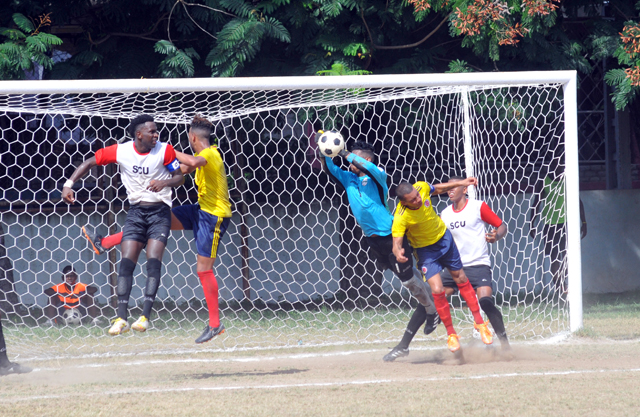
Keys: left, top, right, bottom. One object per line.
{"left": 0, "top": 72, "right": 581, "bottom": 360}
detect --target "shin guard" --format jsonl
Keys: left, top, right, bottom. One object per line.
{"left": 457, "top": 280, "right": 484, "bottom": 324}
{"left": 433, "top": 292, "right": 455, "bottom": 335}
{"left": 198, "top": 270, "right": 220, "bottom": 327}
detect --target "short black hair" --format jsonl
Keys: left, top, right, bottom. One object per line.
{"left": 189, "top": 114, "right": 213, "bottom": 139}
{"left": 447, "top": 174, "right": 465, "bottom": 182}
{"left": 395, "top": 182, "right": 414, "bottom": 200}
{"left": 350, "top": 141, "right": 375, "bottom": 163}
{"left": 62, "top": 265, "right": 76, "bottom": 275}
{"left": 128, "top": 114, "right": 154, "bottom": 138}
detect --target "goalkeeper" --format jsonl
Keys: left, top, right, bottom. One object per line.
{"left": 392, "top": 179, "right": 493, "bottom": 354}
{"left": 384, "top": 176, "right": 509, "bottom": 361}
{"left": 82, "top": 115, "right": 231, "bottom": 344}
{"left": 318, "top": 138, "right": 439, "bottom": 333}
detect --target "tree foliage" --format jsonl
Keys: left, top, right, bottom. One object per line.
{"left": 0, "top": 0, "right": 638, "bottom": 107}
{"left": 0, "top": 13, "right": 62, "bottom": 80}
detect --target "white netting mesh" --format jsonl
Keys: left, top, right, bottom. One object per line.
{"left": 0, "top": 77, "right": 573, "bottom": 359}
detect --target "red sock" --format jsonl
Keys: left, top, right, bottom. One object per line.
{"left": 457, "top": 280, "right": 484, "bottom": 324}
{"left": 433, "top": 292, "right": 456, "bottom": 335}
{"left": 198, "top": 270, "right": 220, "bottom": 328}
{"left": 101, "top": 232, "right": 123, "bottom": 249}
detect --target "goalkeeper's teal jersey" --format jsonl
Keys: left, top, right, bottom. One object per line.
{"left": 324, "top": 154, "right": 393, "bottom": 237}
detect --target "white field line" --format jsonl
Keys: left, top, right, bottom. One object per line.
{"left": 16, "top": 332, "right": 577, "bottom": 363}
{"left": 3, "top": 367, "right": 640, "bottom": 403}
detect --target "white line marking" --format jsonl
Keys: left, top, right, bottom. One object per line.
{"left": 31, "top": 349, "right": 382, "bottom": 372}
{"left": 4, "top": 367, "right": 640, "bottom": 403}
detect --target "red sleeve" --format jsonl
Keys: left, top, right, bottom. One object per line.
{"left": 95, "top": 144, "right": 118, "bottom": 166}
{"left": 163, "top": 144, "right": 177, "bottom": 165}
{"left": 480, "top": 202, "right": 503, "bottom": 228}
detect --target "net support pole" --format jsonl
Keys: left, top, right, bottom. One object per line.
{"left": 563, "top": 71, "right": 583, "bottom": 332}
{"left": 461, "top": 89, "right": 476, "bottom": 199}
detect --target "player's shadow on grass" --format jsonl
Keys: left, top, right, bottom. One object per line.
{"left": 188, "top": 368, "right": 308, "bottom": 380}
{"left": 410, "top": 340, "right": 514, "bottom": 366}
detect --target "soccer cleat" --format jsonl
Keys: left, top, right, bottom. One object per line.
{"left": 383, "top": 346, "right": 409, "bottom": 362}
{"left": 131, "top": 316, "right": 149, "bottom": 332}
{"left": 82, "top": 225, "right": 106, "bottom": 255}
{"left": 474, "top": 321, "right": 494, "bottom": 345}
{"left": 423, "top": 312, "right": 441, "bottom": 335}
{"left": 195, "top": 323, "right": 225, "bottom": 344}
{"left": 108, "top": 317, "right": 130, "bottom": 336}
{"left": 447, "top": 334, "right": 461, "bottom": 352}
{"left": 0, "top": 362, "right": 32, "bottom": 376}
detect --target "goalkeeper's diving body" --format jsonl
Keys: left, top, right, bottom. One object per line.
{"left": 61, "top": 115, "right": 184, "bottom": 336}
{"left": 384, "top": 176, "right": 509, "bottom": 362}
{"left": 319, "top": 139, "right": 439, "bottom": 333}
{"left": 82, "top": 115, "right": 232, "bottom": 344}
{"left": 391, "top": 179, "right": 494, "bottom": 354}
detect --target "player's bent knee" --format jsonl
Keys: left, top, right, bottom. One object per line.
{"left": 478, "top": 296, "right": 496, "bottom": 312}
{"left": 402, "top": 276, "right": 433, "bottom": 307}
{"left": 116, "top": 258, "right": 136, "bottom": 296}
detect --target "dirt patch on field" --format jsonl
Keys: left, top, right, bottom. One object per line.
{"left": 2, "top": 338, "right": 640, "bottom": 416}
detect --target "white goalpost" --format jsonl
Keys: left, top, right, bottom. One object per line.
{"left": 0, "top": 71, "right": 581, "bottom": 359}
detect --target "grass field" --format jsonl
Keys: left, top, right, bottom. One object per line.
{"left": 1, "top": 293, "right": 640, "bottom": 417}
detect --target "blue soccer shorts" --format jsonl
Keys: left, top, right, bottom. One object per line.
{"left": 414, "top": 229, "right": 464, "bottom": 281}
{"left": 172, "top": 204, "right": 231, "bottom": 258}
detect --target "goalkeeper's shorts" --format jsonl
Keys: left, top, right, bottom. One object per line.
{"left": 172, "top": 204, "right": 231, "bottom": 259}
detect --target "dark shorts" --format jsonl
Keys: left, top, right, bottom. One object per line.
{"left": 172, "top": 204, "right": 231, "bottom": 258}
{"left": 441, "top": 264, "right": 493, "bottom": 290}
{"left": 364, "top": 234, "right": 414, "bottom": 281}
{"left": 122, "top": 203, "right": 172, "bottom": 245}
{"left": 414, "top": 229, "right": 463, "bottom": 280}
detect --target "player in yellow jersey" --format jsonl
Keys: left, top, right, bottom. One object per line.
{"left": 392, "top": 178, "right": 493, "bottom": 353}
{"left": 82, "top": 115, "right": 232, "bottom": 343}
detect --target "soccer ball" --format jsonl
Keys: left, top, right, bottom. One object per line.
{"left": 63, "top": 308, "right": 82, "bottom": 326}
{"left": 317, "top": 130, "right": 345, "bottom": 157}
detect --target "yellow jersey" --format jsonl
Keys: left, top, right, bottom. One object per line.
{"left": 392, "top": 181, "right": 446, "bottom": 248}
{"left": 195, "top": 146, "right": 232, "bottom": 218}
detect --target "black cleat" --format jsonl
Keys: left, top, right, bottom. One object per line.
{"left": 195, "top": 323, "right": 225, "bottom": 344}
{"left": 383, "top": 345, "right": 409, "bottom": 362}
{"left": 0, "top": 362, "right": 32, "bottom": 376}
{"left": 423, "top": 312, "right": 441, "bottom": 335}
{"left": 82, "top": 225, "right": 105, "bottom": 255}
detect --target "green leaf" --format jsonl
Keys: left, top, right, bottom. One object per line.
{"left": 12, "top": 13, "right": 34, "bottom": 33}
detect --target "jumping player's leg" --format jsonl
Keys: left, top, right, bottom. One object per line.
{"left": 193, "top": 213, "right": 230, "bottom": 343}
{"left": 115, "top": 240, "right": 144, "bottom": 322}
{"left": 139, "top": 239, "right": 167, "bottom": 321}
{"left": 130, "top": 204, "right": 172, "bottom": 332}
{"left": 476, "top": 285, "right": 509, "bottom": 347}
{"left": 449, "top": 268, "right": 484, "bottom": 325}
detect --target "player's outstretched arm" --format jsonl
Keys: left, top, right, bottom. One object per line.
{"left": 176, "top": 150, "right": 207, "bottom": 168}
{"left": 61, "top": 156, "right": 98, "bottom": 204}
{"left": 432, "top": 177, "right": 478, "bottom": 195}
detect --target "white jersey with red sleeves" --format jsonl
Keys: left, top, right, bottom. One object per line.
{"left": 95, "top": 141, "right": 180, "bottom": 207}
{"left": 440, "top": 199, "right": 503, "bottom": 267}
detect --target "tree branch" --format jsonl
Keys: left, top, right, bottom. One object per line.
{"left": 361, "top": 9, "right": 451, "bottom": 50}
{"left": 89, "top": 13, "right": 167, "bottom": 46}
